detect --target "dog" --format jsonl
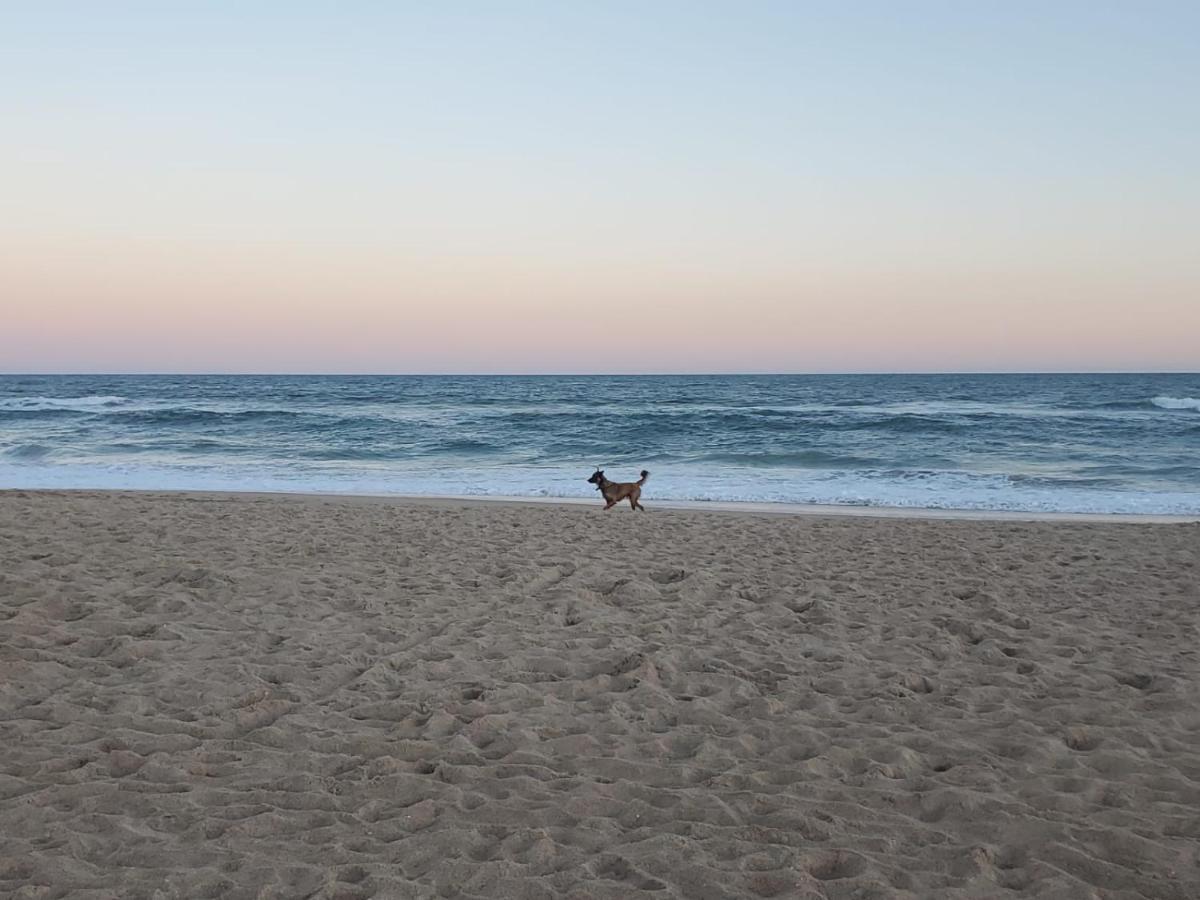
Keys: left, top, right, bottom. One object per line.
{"left": 587, "top": 468, "right": 649, "bottom": 511}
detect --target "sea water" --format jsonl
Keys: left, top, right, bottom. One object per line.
{"left": 2, "top": 374, "right": 1198, "bottom": 515}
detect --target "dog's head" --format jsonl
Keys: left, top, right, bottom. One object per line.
{"left": 586, "top": 468, "right": 604, "bottom": 488}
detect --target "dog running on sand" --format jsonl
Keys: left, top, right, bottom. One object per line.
{"left": 587, "top": 468, "right": 649, "bottom": 511}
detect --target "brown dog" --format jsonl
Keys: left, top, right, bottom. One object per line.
{"left": 587, "top": 468, "right": 649, "bottom": 511}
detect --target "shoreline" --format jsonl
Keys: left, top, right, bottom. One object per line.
{"left": 4, "top": 485, "right": 1198, "bottom": 523}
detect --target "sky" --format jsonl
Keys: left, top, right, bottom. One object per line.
{"left": 2, "top": 1, "right": 1197, "bottom": 374}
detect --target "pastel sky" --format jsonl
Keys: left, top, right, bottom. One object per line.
{"left": 2, "top": 2, "right": 1197, "bottom": 373}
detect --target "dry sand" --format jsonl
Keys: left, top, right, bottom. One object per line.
{"left": 1, "top": 490, "right": 1198, "bottom": 899}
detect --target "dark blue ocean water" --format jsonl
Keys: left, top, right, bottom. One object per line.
{"left": 1, "top": 374, "right": 1198, "bottom": 514}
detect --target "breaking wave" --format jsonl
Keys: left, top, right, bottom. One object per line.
{"left": 0, "top": 395, "right": 126, "bottom": 412}
{"left": 1151, "top": 396, "right": 1200, "bottom": 412}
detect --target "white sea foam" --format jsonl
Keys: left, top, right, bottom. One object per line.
{"left": 0, "top": 395, "right": 126, "bottom": 411}
{"left": 4, "top": 461, "right": 1199, "bottom": 516}
{"left": 1151, "top": 396, "right": 1200, "bottom": 412}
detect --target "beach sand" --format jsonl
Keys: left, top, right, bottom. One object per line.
{"left": 2, "top": 490, "right": 1198, "bottom": 899}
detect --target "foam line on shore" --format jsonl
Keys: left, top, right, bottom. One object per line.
{"left": 5, "top": 486, "right": 1198, "bottom": 523}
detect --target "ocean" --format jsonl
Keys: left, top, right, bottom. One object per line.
{"left": 1, "top": 374, "right": 1198, "bottom": 515}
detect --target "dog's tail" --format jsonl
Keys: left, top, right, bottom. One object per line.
{"left": 638, "top": 469, "right": 650, "bottom": 485}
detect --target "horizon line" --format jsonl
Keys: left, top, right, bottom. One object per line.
{"left": 1, "top": 370, "right": 1198, "bottom": 378}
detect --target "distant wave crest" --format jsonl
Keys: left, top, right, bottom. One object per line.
{"left": 1152, "top": 396, "right": 1200, "bottom": 412}
{"left": 0, "top": 395, "right": 125, "bottom": 412}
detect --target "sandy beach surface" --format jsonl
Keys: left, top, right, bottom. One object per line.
{"left": 2, "top": 490, "right": 1198, "bottom": 899}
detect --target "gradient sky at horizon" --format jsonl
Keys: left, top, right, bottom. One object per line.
{"left": 3, "top": 2, "right": 1198, "bottom": 373}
